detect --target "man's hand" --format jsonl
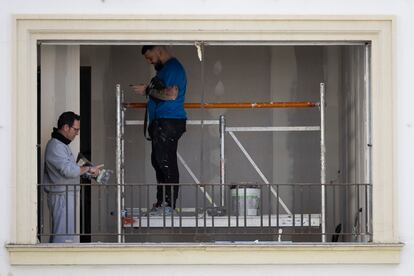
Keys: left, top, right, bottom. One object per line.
{"left": 130, "top": 84, "right": 147, "bottom": 96}
{"left": 89, "top": 164, "right": 104, "bottom": 177}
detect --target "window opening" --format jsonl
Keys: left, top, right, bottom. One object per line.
{"left": 38, "top": 43, "right": 372, "bottom": 243}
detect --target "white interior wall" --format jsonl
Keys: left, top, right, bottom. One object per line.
{"left": 41, "top": 45, "right": 80, "bottom": 163}
{"left": 270, "top": 46, "right": 327, "bottom": 215}
{"left": 40, "top": 45, "right": 80, "bottom": 243}
{"left": 77, "top": 45, "right": 352, "bottom": 241}
{"left": 339, "top": 45, "right": 370, "bottom": 241}
{"left": 322, "top": 46, "right": 344, "bottom": 239}
{"left": 2, "top": 0, "right": 414, "bottom": 275}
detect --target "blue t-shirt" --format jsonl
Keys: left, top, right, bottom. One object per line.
{"left": 147, "top": 57, "right": 187, "bottom": 123}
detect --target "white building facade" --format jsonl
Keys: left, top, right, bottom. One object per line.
{"left": 1, "top": 0, "right": 412, "bottom": 275}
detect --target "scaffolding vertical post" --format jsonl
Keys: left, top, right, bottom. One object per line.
{"left": 116, "top": 84, "right": 124, "bottom": 243}
{"left": 219, "top": 115, "right": 226, "bottom": 206}
{"left": 320, "top": 82, "right": 327, "bottom": 242}
{"left": 121, "top": 87, "right": 126, "bottom": 242}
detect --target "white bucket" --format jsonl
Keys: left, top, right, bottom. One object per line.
{"left": 231, "top": 188, "right": 261, "bottom": 216}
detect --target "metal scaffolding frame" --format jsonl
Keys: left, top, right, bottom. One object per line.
{"left": 116, "top": 83, "right": 326, "bottom": 242}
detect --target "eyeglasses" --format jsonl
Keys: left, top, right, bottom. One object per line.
{"left": 71, "top": 126, "right": 80, "bottom": 132}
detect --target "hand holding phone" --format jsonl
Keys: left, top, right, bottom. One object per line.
{"left": 130, "top": 84, "right": 147, "bottom": 96}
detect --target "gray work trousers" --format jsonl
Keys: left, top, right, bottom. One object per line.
{"left": 47, "top": 191, "right": 76, "bottom": 243}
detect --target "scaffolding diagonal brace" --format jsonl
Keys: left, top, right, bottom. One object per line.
{"left": 228, "top": 131, "right": 292, "bottom": 215}
{"left": 177, "top": 152, "right": 216, "bottom": 207}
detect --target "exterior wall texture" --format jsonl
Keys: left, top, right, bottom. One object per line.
{"left": 1, "top": 0, "right": 413, "bottom": 275}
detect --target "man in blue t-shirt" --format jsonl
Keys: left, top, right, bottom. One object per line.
{"left": 132, "top": 45, "right": 187, "bottom": 215}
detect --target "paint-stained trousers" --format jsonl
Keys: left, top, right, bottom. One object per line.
{"left": 149, "top": 118, "right": 186, "bottom": 209}
{"left": 47, "top": 191, "right": 76, "bottom": 243}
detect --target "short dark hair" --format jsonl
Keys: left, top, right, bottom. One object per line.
{"left": 57, "top": 111, "right": 80, "bottom": 129}
{"left": 141, "top": 45, "right": 156, "bottom": 55}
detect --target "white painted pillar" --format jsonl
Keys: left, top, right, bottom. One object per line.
{"left": 40, "top": 45, "right": 80, "bottom": 242}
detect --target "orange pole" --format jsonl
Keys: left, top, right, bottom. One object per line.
{"left": 123, "top": 102, "right": 318, "bottom": 109}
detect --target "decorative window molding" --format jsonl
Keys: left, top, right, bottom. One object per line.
{"left": 8, "top": 15, "right": 400, "bottom": 265}
{"left": 7, "top": 243, "right": 402, "bottom": 265}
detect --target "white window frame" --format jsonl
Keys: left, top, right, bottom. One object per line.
{"left": 7, "top": 15, "right": 402, "bottom": 265}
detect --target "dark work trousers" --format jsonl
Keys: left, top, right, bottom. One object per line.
{"left": 149, "top": 118, "right": 186, "bottom": 209}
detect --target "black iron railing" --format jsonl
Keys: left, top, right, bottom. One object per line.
{"left": 38, "top": 183, "right": 372, "bottom": 243}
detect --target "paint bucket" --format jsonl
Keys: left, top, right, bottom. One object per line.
{"left": 231, "top": 186, "right": 261, "bottom": 216}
